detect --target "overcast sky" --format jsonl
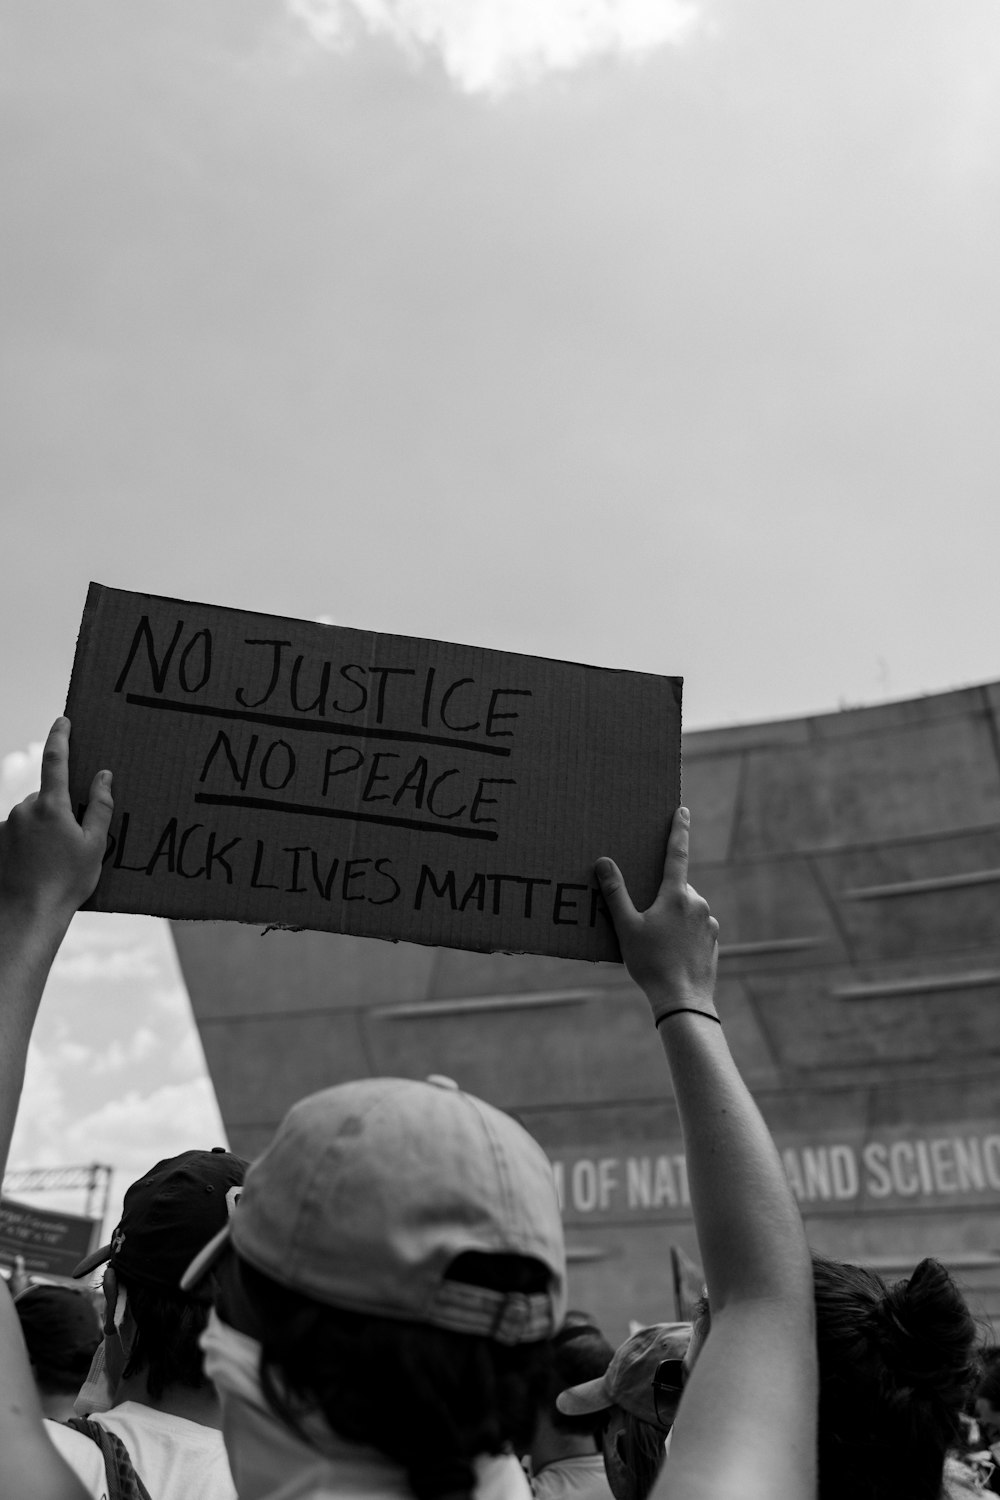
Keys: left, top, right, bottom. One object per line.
{"left": 2, "top": 0, "right": 999, "bottom": 1234}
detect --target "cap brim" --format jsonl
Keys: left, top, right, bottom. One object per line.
{"left": 556, "top": 1375, "right": 613, "bottom": 1416}
{"left": 71, "top": 1244, "right": 113, "bottom": 1279}
{"left": 179, "top": 1222, "right": 232, "bottom": 1294}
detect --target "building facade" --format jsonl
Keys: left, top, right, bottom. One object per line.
{"left": 172, "top": 679, "right": 1000, "bottom": 1339}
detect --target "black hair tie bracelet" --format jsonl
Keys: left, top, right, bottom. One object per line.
{"left": 655, "top": 1007, "right": 722, "bottom": 1026}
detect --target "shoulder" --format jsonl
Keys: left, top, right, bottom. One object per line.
{"left": 533, "top": 1456, "right": 612, "bottom": 1500}
{"left": 93, "top": 1406, "right": 234, "bottom": 1498}
{"left": 44, "top": 1419, "right": 109, "bottom": 1499}
{"left": 476, "top": 1452, "right": 534, "bottom": 1500}
{"left": 98, "top": 1403, "right": 225, "bottom": 1448}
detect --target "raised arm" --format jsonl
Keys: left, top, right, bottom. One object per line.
{"left": 597, "top": 808, "right": 816, "bottom": 1500}
{"left": 0, "top": 717, "right": 112, "bottom": 1161}
{"left": 0, "top": 717, "right": 112, "bottom": 1500}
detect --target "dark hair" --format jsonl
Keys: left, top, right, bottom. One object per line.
{"left": 812, "top": 1254, "right": 979, "bottom": 1500}
{"left": 32, "top": 1346, "right": 99, "bottom": 1396}
{"left": 226, "top": 1252, "right": 554, "bottom": 1500}
{"left": 546, "top": 1323, "right": 615, "bottom": 1439}
{"left": 15, "top": 1287, "right": 101, "bottom": 1395}
{"left": 601, "top": 1407, "right": 665, "bottom": 1500}
{"left": 119, "top": 1275, "right": 211, "bottom": 1401}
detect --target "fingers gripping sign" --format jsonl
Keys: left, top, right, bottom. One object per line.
{"left": 595, "top": 806, "right": 720, "bottom": 1024}
{"left": 0, "top": 718, "right": 113, "bottom": 921}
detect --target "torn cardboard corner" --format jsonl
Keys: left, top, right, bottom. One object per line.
{"left": 65, "top": 582, "right": 682, "bottom": 962}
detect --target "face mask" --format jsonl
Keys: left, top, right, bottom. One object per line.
{"left": 200, "top": 1310, "right": 361, "bottom": 1500}
{"left": 199, "top": 1309, "right": 265, "bottom": 1408}
{"left": 199, "top": 1312, "right": 532, "bottom": 1500}
{"left": 75, "top": 1286, "right": 130, "bottom": 1416}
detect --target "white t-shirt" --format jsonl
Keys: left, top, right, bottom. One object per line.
{"left": 46, "top": 1402, "right": 237, "bottom": 1500}
{"left": 532, "top": 1455, "right": 613, "bottom": 1500}
{"left": 231, "top": 1448, "right": 534, "bottom": 1500}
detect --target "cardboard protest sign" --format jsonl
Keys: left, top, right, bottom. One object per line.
{"left": 66, "top": 584, "right": 681, "bottom": 961}
{"left": 0, "top": 1198, "right": 100, "bottom": 1278}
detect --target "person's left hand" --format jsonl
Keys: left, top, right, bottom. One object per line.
{"left": 0, "top": 718, "right": 113, "bottom": 925}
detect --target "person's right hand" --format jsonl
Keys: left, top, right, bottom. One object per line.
{"left": 0, "top": 718, "right": 112, "bottom": 927}
{"left": 595, "top": 806, "right": 719, "bottom": 1022}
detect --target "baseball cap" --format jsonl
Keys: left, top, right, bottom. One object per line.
{"left": 14, "top": 1284, "right": 101, "bottom": 1383}
{"left": 73, "top": 1148, "right": 246, "bottom": 1290}
{"left": 557, "top": 1322, "right": 691, "bottom": 1429}
{"left": 182, "top": 1077, "right": 566, "bottom": 1344}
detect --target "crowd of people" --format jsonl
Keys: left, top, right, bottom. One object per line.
{"left": 0, "top": 717, "right": 997, "bottom": 1500}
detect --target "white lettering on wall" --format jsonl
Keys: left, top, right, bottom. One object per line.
{"left": 551, "top": 1132, "right": 1000, "bottom": 1218}
{"left": 572, "top": 1159, "right": 598, "bottom": 1212}
{"left": 598, "top": 1158, "right": 619, "bottom": 1211}
{"left": 551, "top": 1160, "right": 565, "bottom": 1212}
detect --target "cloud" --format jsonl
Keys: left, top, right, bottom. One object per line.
{"left": 1, "top": 880, "right": 222, "bottom": 1234}
{"left": 12, "top": 1045, "right": 68, "bottom": 1146}
{"left": 41, "top": 910, "right": 173, "bottom": 984}
{"left": 50, "top": 945, "right": 163, "bottom": 983}
{"left": 7, "top": 1074, "right": 231, "bottom": 1233}
{"left": 5, "top": 1041, "right": 74, "bottom": 1172}
{"left": 0, "top": 740, "right": 42, "bottom": 816}
{"left": 147, "top": 981, "right": 200, "bottom": 1018}
{"left": 41, "top": 1028, "right": 162, "bottom": 1078}
{"left": 54, "top": 1077, "right": 231, "bottom": 1234}
{"left": 52, "top": 1039, "right": 92, "bottom": 1069}
{"left": 61, "top": 1077, "right": 226, "bottom": 1162}
{"left": 286, "top": 0, "right": 701, "bottom": 96}
{"left": 76, "top": 1027, "right": 163, "bottom": 1076}
{"left": 28, "top": 909, "right": 183, "bottom": 1000}
{"left": 168, "top": 1028, "right": 209, "bottom": 1080}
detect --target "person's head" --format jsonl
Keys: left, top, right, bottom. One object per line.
{"left": 811, "top": 1254, "right": 979, "bottom": 1500}
{"left": 73, "top": 1147, "right": 245, "bottom": 1402}
{"left": 556, "top": 1323, "right": 691, "bottom": 1500}
{"left": 183, "top": 1077, "right": 567, "bottom": 1500}
{"left": 14, "top": 1283, "right": 101, "bottom": 1398}
{"left": 528, "top": 1321, "right": 615, "bottom": 1466}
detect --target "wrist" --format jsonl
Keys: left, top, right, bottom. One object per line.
{"left": 0, "top": 894, "right": 76, "bottom": 954}
{"left": 645, "top": 982, "right": 717, "bottom": 1021}
{"left": 655, "top": 1005, "right": 722, "bottom": 1028}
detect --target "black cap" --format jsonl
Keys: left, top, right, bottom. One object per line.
{"left": 15, "top": 1285, "right": 101, "bottom": 1382}
{"left": 73, "top": 1149, "right": 246, "bottom": 1291}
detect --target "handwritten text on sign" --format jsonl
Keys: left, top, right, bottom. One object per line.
{"left": 66, "top": 585, "right": 682, "bottom": 960}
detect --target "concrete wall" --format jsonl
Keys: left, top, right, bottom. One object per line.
{"left": 171, "top": 679, "right": 1000, "bottom": 1341}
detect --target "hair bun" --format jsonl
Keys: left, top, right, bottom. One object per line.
{"left": 877, "top": 1259, "right": 977, "bottom": 1403}
{"left": 905, "top": 1258, "right": 955, "bottom": 1299}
